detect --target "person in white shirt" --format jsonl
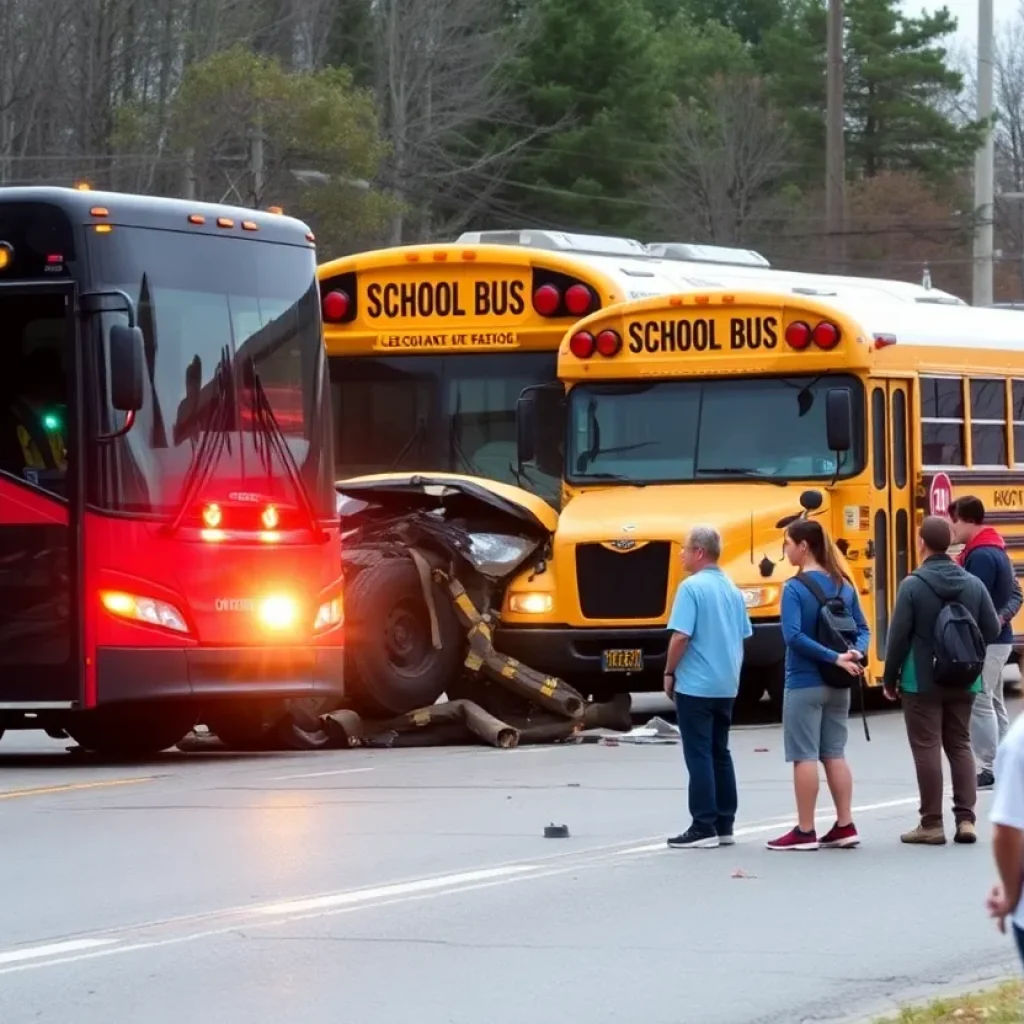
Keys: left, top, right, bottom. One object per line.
{"left": 986, "top": 713, "right": 1024, "bottom": 966}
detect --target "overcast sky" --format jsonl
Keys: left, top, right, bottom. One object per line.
{"left": 909, "top": 0, "right": 1020, "bottom": 66}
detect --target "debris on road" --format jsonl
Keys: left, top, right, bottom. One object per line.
{"left": 193, "top": 476, "right": 635, "bottom": 753}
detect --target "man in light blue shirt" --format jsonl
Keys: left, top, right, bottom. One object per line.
{"left": 664, "top": 525, "right": 752, "bottom": 849}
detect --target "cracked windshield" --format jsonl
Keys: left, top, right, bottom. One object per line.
{"left": 2, "top": 0, "right": 1023, "bottom": 1020}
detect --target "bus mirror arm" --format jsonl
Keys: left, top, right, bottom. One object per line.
{"left": 79, "top": 289, "right": 140, "bottom": 329}
{"left": 96, "top": 409, "right": 136, "bottom": 443}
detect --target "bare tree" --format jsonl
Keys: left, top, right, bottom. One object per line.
{"left": 993, "top": 6, "right": 1024, "bottom": 296}
{"left": 643, "top": 75, "right": 792, "bottom": 246}
{"left": 372, "top": 0, "right": 538, "bottom": 243}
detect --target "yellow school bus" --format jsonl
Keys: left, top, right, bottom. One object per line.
{"left": 317, "top": 231, "right": 701, "bottom": 505}
{"left": 506, "top": 288, "right": 1024, "bottom": 710}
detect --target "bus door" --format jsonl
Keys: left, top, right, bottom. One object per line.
{"left": 0, "top": 281, "right": 79, "bottom": 707}
{"left": 869, "top": 378, "right": 914, "bottom": 666}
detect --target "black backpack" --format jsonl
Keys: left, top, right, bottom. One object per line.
{"left": 912, "top": 573, "right": 987, "bottom": 689}
{"left": 793, "top": 575, "right": 862, "bottom": 689}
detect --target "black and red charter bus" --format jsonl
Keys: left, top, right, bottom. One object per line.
{"left": 0, "top": 187, "right": 344, "bottom": 756}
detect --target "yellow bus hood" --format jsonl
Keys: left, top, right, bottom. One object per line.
{"left": 557, "top": 483, "right": 816, "bottom": 584}
{"left": 335, "top": 472, "right": 558, "bottom": 536}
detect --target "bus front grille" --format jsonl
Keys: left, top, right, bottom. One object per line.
{"left": 575, "top": 542, "right": 671, "bottom": 620}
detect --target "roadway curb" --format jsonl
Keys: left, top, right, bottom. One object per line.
{"left": 821, "top": 964, "right": 1020, "bottom": 1023}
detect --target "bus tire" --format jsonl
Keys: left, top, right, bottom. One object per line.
{"left": 346, "top": 558, "right": 463, "bottom": 717}
{"left": 67, "top": 709, "right": 196, "bottom": 758}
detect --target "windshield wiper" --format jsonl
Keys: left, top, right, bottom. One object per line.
{"left": 389, "top": 419, "right": 426, "bottom": 471}
{"left": 577, "top": 471, "right": 646, "bottom": 486}
{"left": 247, "top": 358, "right": 324, "bottom": 537}
{"left": 165, "top": 347, "right": 234, "bottom": 535}
{"left": 448, "top": 395, "right": 483, "bottom": 477}
{"left": 696, "top": 467, "right": 787, "bottom": 486}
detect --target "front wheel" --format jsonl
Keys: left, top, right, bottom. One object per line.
{"left": 67, "top": 709, "right": 196, "bottom": 758}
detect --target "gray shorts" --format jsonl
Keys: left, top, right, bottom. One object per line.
{"left": 783, "top": 685, "right": 851, "bottom": 763}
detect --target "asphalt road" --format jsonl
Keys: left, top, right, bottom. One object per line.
{"left": 0, "top": 707, "right": 1018, "bottom": 1024}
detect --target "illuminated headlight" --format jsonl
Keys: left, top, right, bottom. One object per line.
{"left": 509, "top": 591, "right": 554, "bottom": 614}
{"left": 258, "top": 594, "right": 299, "bottom": 631}
{"left": 740, "top": 586, "right": 780, "bottom": 609}
{"left": 465, "top": 533, "right": 538, "bottom": 577}
{"left": 100, "top": 590, "right": 189, "bottom": 633}
{"left": 313, "top": 595, "right": 344, "bottom": 632}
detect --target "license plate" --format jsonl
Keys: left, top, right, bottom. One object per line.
{"left": 601, "top": 648, "right": 643, "bottom": 672}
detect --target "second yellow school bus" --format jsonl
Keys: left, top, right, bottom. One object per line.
{"left": 505, "top": 288, "right": 1024, "bottom": 710}
{"left": 317, "top": 231, "right": 693, "bottom": 504}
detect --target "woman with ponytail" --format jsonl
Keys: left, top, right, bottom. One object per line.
{"left": 766, "top": 519, "right": 870, "bottom": 852}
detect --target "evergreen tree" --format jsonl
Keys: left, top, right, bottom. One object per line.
{"left": 763, "top": 0, "right": 984, "bottom": 181}
{"left": 493, "top": 0, "right": 671, "bottom": 233}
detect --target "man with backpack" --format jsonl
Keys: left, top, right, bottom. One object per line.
{"left": 883, "top": 516, "right": 1002, "bottom": 845}
{"left": 950, "top": 496, "right": 1023, "bottom": 790}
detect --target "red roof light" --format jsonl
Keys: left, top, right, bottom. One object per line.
{"left": 322, "top": 290, "right": 350, "bottom": 321}
{"left": 595, "top": 329, "right": 621, "bottom": 357}
{"left": 785, "top": 321, "right": 812, "bottom": 350}
{"left": 565, "top": 283, "right": 595, "bottom": 316}
{"left": 569, "top": 331, "right": 596, "bottom": 359}
{"left": 533, "top": 284, "right": 561, "bottom": 317}
{"left": 812, "top": 321, "right": 840, "bottom": 350}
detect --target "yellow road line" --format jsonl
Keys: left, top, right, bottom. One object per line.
{"left": 0, "top": 777, "right": 154, "bottom": 801}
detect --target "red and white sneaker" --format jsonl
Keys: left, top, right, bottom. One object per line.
{"left": 820, "top": 822, "right": 860, "bottom": 848}
{"left": 766, "top": 827, "right": 819, "bottom": 851}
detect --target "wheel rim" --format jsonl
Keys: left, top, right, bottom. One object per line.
{"left": 384, "top": 598, "right": 435, "bottom": 678}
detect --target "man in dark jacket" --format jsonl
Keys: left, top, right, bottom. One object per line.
{"left": 951, "top": 496, "right": 1023, "bottom": 789}
{"left": 884, "top": 516, "right": 1001, "bottom": 846}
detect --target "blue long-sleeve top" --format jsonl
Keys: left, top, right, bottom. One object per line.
{"left": 780, "top": 570, "right": 870, "bottom": 690}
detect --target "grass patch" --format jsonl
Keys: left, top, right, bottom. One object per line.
{"left": 874, "top": 980, "right": 1023, "bottom": 1022}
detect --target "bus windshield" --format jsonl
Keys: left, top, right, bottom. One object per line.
{"left": 566, "top": 375, "right": 865, "bottom": 485}
{"left": 87, "top": 227, "right": 333, "bottom": 519}
{"left": 329, "top": 351, "right": 559, "bottom": 501}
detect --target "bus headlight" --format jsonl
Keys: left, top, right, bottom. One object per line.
{"left": 739, "top": 586, "right": 780, "bottom": 609}
{"left": 313, "top": 595, "right": 344, "bottom": 632}
{"left": 100, "top": 590, "right": 189, "bottom": 633}
{"left": 508, "top": 592, "right": 554, "bottom": 614}
{"left": 465, "top": 533, "right": 540, "bottom": 578}
{"left": 258, "top": 594, "right": 299, "bottom": 632}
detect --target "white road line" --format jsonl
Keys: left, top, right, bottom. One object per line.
{"left": 0, "top": 939, "right": 118, "bottom": 965}
{"left": 0, "top": 787, "right": 978, "bottom": 975}
{"left": 250, "top": 864, "right": 540, "bottom": 916}
{"left": 268, "top": 767, "right": 377, "bottom": 781}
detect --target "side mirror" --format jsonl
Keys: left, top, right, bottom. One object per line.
{"left": 109, "top": 324, "right": 144, "bottom": 412}
{"left": 825, "top": 387, "right": 852, "bottom": 453}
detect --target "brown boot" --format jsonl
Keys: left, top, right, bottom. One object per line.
{"left": 901, "top": 823, "right": 947, "bottom": 845}
{"left": 954, "top": 821, "right": 977, "bottom": 844}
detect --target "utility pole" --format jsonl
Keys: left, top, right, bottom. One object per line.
{"left": 826, "top": 0, "right": 846, "bottom": 273}
{"left": 973, "top": 0, "right": 995, "bottom": 306}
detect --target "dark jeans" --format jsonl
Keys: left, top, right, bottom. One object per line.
{"left": 675, "top": 693, "right": 738, "bottom": 833}
{"left": 1015, "top": 925, "right": 1024, "bottom": 969}
{"left": 902, "top": 690, "right": 977, "bottom": 827}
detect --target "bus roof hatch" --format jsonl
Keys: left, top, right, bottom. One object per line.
{"left": 455, "top": 229, "right": 650, "bottom": 258}
{"left": 646, "top": 242, "right": 771, "bottom": 268}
